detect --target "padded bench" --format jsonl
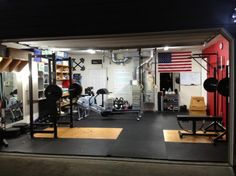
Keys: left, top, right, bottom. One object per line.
{"left": 176, "top": 115, "right": 223, "bottom": 138}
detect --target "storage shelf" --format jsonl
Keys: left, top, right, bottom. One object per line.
{"left": 62, "top": 93, "right": 69, "bottom": 97}
{"left": 60, "top": 102, "right": 70, "bottom": 107}
{"left": 56, "top": 64, "right": 70, "bottom": 110}
{"left": 163, "top": 94, "right": 179, "bottom": 112}
{"left": 0, "top": 57, "right": 28, "bottom": 72}
{"left": 57, "top": 64, "right": 69, "bottom": 67}
{"left": 57, "top": 79, "right": 69, "bottom": 81}
{"left": 164, "top": 102, "right": 178, "bottom": 104}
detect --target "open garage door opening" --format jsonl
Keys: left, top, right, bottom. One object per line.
{"left": 0, "top": 28, "right": 234, "bottom": 164}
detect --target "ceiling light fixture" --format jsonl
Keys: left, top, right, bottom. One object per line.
{"left": 87, "top": 49, "right": 96, "bottom": 54}
{"left": 164, "top": 46, "right": 169, "bottom": 51}
{"left": 49, "top": 48, "right": 71, "bottom": 52}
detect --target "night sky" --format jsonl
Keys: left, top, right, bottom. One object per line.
{"left": 0, "top": 0, "right": 236, "bottom": 39}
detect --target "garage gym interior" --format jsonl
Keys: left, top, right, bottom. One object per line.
{"left": 0, "top": 30, "right": 230, "bottom": 162}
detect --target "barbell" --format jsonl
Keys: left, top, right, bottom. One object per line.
{"left": 69, "top": 83, "right": 83, "bottom": 98}
{"left": 45, "top": 84, "right": 63, "bottom": 101}
{"left": 45, "top": 83, "right": 82, "bottom": 101}
{"left": 203, "top": 77, "right": 229, "bottom": 97}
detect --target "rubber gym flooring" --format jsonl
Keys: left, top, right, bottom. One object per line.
{"left": 0, "top": 112, "right": 228, "bottom": 162}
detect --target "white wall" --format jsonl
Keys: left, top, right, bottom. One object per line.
{"left": 178, "top": 59, "right": 207, "bottom": 107}
{"left": 71, "top": 49, "right": 207, "bottom": 110}
{"left": 70, "top": 52, "right": 137, "bottom": 104}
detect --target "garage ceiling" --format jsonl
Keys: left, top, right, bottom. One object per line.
{"left": 1, "top": 29, "right": 219, "bottom": 52}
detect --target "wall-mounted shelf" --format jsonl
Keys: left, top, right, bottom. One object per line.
{"left": 0, "top": 57, "right": 28, "bottom": 72}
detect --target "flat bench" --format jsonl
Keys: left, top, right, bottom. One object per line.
{"left": 176, "top": 115, "right": 223, "bottom": 138}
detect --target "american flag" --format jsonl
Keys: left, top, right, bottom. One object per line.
{"left": 158, "top": 52, "right": 192, "bottom": 72}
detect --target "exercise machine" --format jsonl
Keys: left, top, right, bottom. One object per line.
{"left": 6, "top": 89, "right": 23, "bottom": 122}
{"left": 77, "top": 88, "right": 142, "bottom": 121}
{"left": 177, "top": 73, "right": 228, "bottom": 142}
{"left": 177, "top": 115, "right": 222, "bottom": 138}
{"left": 177, "top": 53, "right": 229, "bottom": 143}
{"left": 28, "top": 53, "right": 83, "bottom": 138}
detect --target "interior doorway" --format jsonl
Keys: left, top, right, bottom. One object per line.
{"left": 160, "top": 73, "right": 173, "bottom": 92}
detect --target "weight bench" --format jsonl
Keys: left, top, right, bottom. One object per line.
{"left": 177, "top": 115, "right": 223, "bottom": 138}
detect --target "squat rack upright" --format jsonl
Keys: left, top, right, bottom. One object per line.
{"left": 28, "top": 53, "right": 74, "bottom": 138}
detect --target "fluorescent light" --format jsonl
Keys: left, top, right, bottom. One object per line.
{"left": 164, "top": 46, "right": 169, "bottom": 51}
{"left": 50, "top": 48, "right": 71, "bottom": 52}
{"left": 87, "top": 49, "right": 96, "bottom": 54}
{"left": 19, "top": 41, "right": 37, "bottom": 45}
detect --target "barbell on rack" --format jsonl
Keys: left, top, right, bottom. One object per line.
{"left": 203, "top": 77, "right": 218, "bottom": 92}
{"left": 217, "top": 77, "right": 229, "bottom": 97}
{"left": 69, "top": 83, "right": 83, "bottom": 98}
{"left": 45, "top": 83, "right": 82, "bottom": 100}
{"left": 45, "top": 85, "right": 63, "bottom": 101}
{"left": 203, "top": 77, "right": 229, "bottom": 96}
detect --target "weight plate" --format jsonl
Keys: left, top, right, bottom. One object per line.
{"left": 45, "top": 85, "right": 63, "bottom": 100}
{"left": 203, "top": 77, "right": 218, "bottom": 92}
{"left": 217, "top": 77, "right": 229, "bottom": 97}
{"left": 69, "top": 83, "right": 82, "bottom": 98}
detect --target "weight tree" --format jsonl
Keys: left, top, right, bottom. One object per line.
{"left": 28, "top": 53, "right": 74, "bottom": 138}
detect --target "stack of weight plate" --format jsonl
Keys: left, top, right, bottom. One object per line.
{"left": 132, "top": 85, "right": 141, "bottom": 110}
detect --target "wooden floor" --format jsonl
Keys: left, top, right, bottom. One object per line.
{"left": 34, "top": 127, "right": 123, "bottom": 139}
{"left": 163, "top": 130, "right": 224, "bottom": 144}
